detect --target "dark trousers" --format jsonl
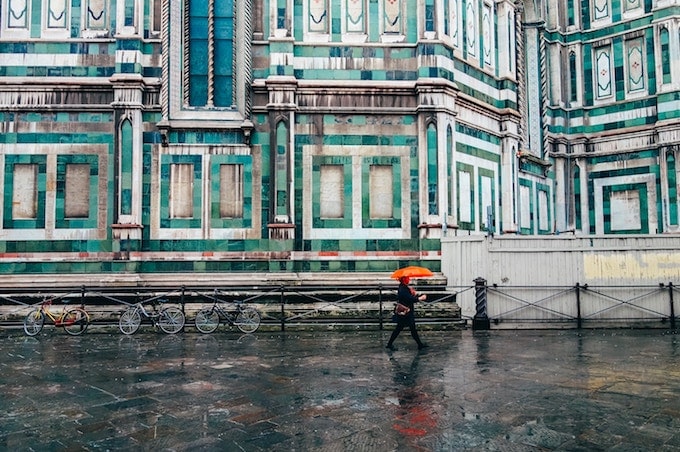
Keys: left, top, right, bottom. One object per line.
{"left": 387, "top": 317, "right": 423, "bottom": 347}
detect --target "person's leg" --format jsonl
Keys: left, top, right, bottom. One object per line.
{"left": 408, "top": 320, "right": 427, "bottom": 348}
{"left": 386, "top": 322, "right": 404, "bottom": 348}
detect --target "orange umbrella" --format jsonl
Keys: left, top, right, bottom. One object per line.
{"left": 390, "top": 266, "right": 434, "bottom": 279}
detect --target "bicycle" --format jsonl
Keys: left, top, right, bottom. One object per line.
{"left": 23, "top": 298, "right": 90, "bottom": 336}
{"left": 118, "top": 299, "right": 185, "bottom": 335}
{"left": 194, "top": 300, "right": 261, "bottom": 334}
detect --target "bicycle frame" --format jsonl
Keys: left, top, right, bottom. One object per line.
{"left": 24, "top": 298, "right": 90, "bottom": 336}
{"left": 118, "top": 300, "right": 185, "bottom": 335}
{"left": 40, "top": 300, "right": 79, "bottom": 326}
{"left": 194, "top": 299, "right": 261, "bottom": 334}
{"left": 135, "top": 303, "right": 160, "bottom": 322}
{"left": 211, "top": 303, "right": 237, "bottom": 324}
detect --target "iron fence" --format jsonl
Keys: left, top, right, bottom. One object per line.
{"left": 469, "top": 279, "right": 678, "bottom": 329}
{"left": 0, "top": 283, "right": 460, "bottom": 331}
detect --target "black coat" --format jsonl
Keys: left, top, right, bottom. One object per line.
{"left": 397, "top": 283, "right": 419, "bottom": 321}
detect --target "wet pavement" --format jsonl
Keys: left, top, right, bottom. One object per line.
{"left": 1, "top": 326, "right": 679, "bottom": 451}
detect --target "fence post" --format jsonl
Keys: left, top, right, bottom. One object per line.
{"left": 669, "top": 282, "right": 676, "bottom": 330}
{"left": 473, "top": 277, "right": 490, "bottom": 330}
{"left": 280, "top": 285, "right": 286, "bottom": 332}
{"left": 575, "top": 283, "right": 582, "bottom": 329}
{"left": 378, "top": 284, "right": 383, "bottom": 331}
{"left": 180, "top": 285, "right": 186, "bottom": 316}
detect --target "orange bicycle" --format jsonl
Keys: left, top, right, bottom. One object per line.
{"left": 23, "top": 298, "right": 90, "bottom": 336}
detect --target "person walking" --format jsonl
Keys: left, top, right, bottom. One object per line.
{"left": 386, "top": 276, "right": 428, "bottom": 350}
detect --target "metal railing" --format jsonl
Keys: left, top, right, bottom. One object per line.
{"left": 469, "top": 279, "right": 678, "bottom": 329}
{"left": 0, "top": 283, "right": 460, "bottom": 331}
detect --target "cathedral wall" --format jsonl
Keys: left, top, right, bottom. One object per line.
{"left": 0, "top": 0, "right": 541, "bottom": 278}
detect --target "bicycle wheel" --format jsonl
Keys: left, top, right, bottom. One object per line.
{"left": 23, "top": 309, "right": 45, "bottom": 336}
{"left": 194, "top": 308, "right": 220, "bottom": 334}
{"left": 63, "top": 308, "right": 89, "bottom": 335}
{"left": 235, "top": 308, "right": 261, "bottom": 333}
{"left": 119, "top": 308, "right": 142, "bottom": 335}
{"left": 158, "top": 307, "right": 185, "bottom": 334}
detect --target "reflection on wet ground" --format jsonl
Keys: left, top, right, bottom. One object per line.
{"left": 1, "top": 328, "right": 679, "bottom": 450}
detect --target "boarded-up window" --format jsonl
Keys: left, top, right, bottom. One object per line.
{"left": 538, "top": 189, "right": 549, "bottom": 230}
{"left": 369, "top": 165, "right": 393, "bottom": 219}
{"left": 170, "top": 164, "right": 194, "bottom": 218}
{"left": 320, "top": 165, "right": 344, "bottom": 218}
{"left": 65, "top": 164, "right": 90, "bottom": 218}
{"left": 481, "top": 175, "right": 492, "bottom": 226}
{"left": 220, "top": 164, "right": 244, "bottom": 218}
{"left": 520, "top": 184, "right": 531, "bottom": 228}
{"left": 611, "top": 190, "right": 641, "bottom": 231}
{"left": 459, "top": 171, "right": 472, "bottom": 223}
{"left": 12, "top": 164, "right": 37, "bottom": 219}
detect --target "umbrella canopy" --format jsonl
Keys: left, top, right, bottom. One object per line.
{"left": 390, "top": 266, "right": 434, "bottom": 280}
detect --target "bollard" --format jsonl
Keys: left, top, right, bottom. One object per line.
{"left": 473, "top": 277, "right": 491, "bottom": 330}
{"left": 669, "top": 282, "right": 676, "bottom": 330}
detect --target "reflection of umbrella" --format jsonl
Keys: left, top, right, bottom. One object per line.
{"left": 391, "top": 266, "right": 434, "bottom": 280}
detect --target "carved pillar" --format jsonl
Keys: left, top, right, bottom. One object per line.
{"left": 415, "top": 79, "right": 459, "bottom": 239}
{"left": 266, "top": 76, "right": 298, "bottom": 240}
{"left": 501, "top": 114, "right": 521, "bottom": 233}
{"left": 110, "top": 75, "right": 145, "bottom": 258}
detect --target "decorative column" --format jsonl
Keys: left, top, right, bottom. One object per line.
{"left": 415, "top": 79, "right": 459, "bottom": 239}
{"left": 266, "top": 76, "right": 298, "bottom": 240}
{"left": 577, "top": 158, "right": 589, "bottom": 234}
{"left": 110, "top": 72, "right": 145, "bottom": 258}
{"left": 500, "top": 114, "right": 520, "bottom": 233}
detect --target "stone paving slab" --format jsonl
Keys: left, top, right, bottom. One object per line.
{"left": 1, "top": 327, "right": 679, "bottom": 451}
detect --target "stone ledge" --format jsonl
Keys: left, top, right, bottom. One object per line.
{"left": 0, "top": 272, "right": 448, "bottom": 289}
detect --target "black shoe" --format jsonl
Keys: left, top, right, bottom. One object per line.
{"left": 418, "top": 343, "right": 429, "bottom": 350}
{"left": 386, "top": 344, "right": 397, "bottom": 351}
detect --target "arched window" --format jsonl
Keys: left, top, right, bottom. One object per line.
{"left": 275, "top": 121, "right": 289, "bottom": 219}
{"left": 660, "top": 26, "right": 671, "bottom": 84}
{"left": 187, "top": 0, "right": 235, "bottom": 108}
{"left": 124, "top": 0, "right": 135, "bottom": 27}
{"left": 277, "top": 0, "right": 287, "bottom": 29}
{"left": 573, "top": 164, "right": 581, "bottom": 230}
{"left": 427, "top": 122, "right": 438, "bottom": 215}
{"left": 667, "top": 152, "right": 677, "bottom": 226}
{"left": 425, "top": 0, "right": 435, "bottom": 32}
{"left": 120, "top": 119, "right": 133, "bottom": 216}
{"left": 447, "top": 125, "right": 454, "bottom": 216}
{"left": 569, "top": 51, "right": 577, "bottom": 103}
{"left": 567, "top": 0, "right": 575, "bottom": 26}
